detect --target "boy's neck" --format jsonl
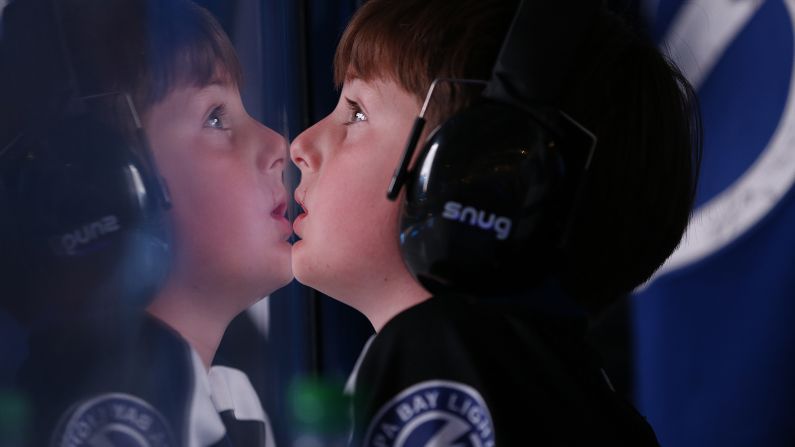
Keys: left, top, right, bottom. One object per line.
{"left": 146, "top": 282, "right": 243, "bottom": 370}
{"left": 358, "top": 273, "right": 431, "bottom": 332}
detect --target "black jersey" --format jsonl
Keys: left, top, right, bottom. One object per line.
{"left": 17, "top": 313, "right": 273, "bottom": 446}
{"left": 18, "top": 314, "right": 191, "bottom": 446}
{"left": 348, "top": 292, "right": 660, "bottom": 446}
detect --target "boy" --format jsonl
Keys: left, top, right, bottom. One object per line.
{"left": 290, "top": 0, "right": 700, "bottom": 445}
{"left": 1, "top": 0, "right": 290, "bottom": 445}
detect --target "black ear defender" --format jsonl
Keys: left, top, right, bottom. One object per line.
{"left": 0, "top": 0, "right": 173, "bottom": 320}
{"left": 387, "top": 0, "right": 598, "bottom": 296}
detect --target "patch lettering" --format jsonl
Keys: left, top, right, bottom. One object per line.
{"left": 363, "top": 380, "right": 496, "bottom": 447}
{"left": 53, "top": 393, "right": 176, "bottom": 447}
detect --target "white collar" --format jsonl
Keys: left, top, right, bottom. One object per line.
{"left": 208, "top": 365, "right": 269, "bottom": 423}
{"left": 187, "top": 349, "right": 276, "bottom": 447}
{"left": 187, "top": 349, "right": 227, "bottom": 446}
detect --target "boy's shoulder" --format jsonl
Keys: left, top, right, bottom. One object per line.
{"left": 363, "top": 292, "right": 588, "bottom": 385}
{"left": 374, "top": 291, "right": 587, "bottom": 351}
{"left": 352, "top": 293, "right": 660, "bottom": 446}
{"left": 19, "top": 314, "right": 196, "bottom": 446}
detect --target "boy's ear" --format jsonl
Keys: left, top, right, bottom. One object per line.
{"left": 397, "top": 100, "right": 592, "bottom": 296}
{"left": 392, "top": 0, "right": 599, "bottom": 298}
{"left": 0, "top": 0, "right": 175, "bottom": 319}
{"left": 1, "top": 103, "right": 173, "bottom": 318}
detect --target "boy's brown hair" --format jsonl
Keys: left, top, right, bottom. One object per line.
{"left": 62, "top": 0, "right": 243, "bottom": 135}
{"left": 0, "top": 0, "right": 244, "bottom": 318}
{"left": 334, "top": 0, "right": 517, "bottom": 124}
{"left": 334, "top": 0, "right": 701, "bottom": 314}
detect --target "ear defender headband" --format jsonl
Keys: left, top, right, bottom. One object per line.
{"left": 387, "top": 0, "right": 598, "bottom": 296}
{"left": 0, "top": 0, "right": 173, "bottom": 319}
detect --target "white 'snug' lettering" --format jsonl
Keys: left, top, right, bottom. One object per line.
{"left": 60, "top": 215, "right": 121, "bottom": 255}
{"left": 442, "top": 201, "right": 512, "bottom": 240}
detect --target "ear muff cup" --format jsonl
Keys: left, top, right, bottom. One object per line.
{"left": 399, "top": 101, "right": 575, "bottom": 295}
{"left": 3, "top": 110, "right": 171, "bottom": 318}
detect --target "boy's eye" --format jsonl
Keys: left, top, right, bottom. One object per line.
{"left": 345, "top": 99, "right": 368, "bottom": 125}
{"left": 351, "top": 110, "right": 367, "bottom": 123}
{"left": 205, "top": 105, "right": 227, "bottom": 129}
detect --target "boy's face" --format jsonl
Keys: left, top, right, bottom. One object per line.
{"left": 290, "top": 77, "right": 420, "bottom": 299}
{"left": 144, "top": 83, "right": 292, "bottom": 306}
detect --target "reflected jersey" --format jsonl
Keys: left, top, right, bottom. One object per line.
{"left": 18, "top": 314, "right": 274, "bottom": 446}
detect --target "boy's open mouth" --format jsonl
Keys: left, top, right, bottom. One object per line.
{"left": 270, "top": 199, "right": 292, "bottom": 240}
{"left": 294, "top": 192, "right": 308, "bottom": 218}
{"left": 271, "top": 201, "right": 288, "bottom": 219}
{"left": 292, "top": 193, "right": 308, "bottom": 239}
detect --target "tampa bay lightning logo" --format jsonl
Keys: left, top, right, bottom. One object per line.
{"left": 363, "top": 380, "right": 496, "bottom": 447}
{"left": 52, "top": 393, "right": 176, "bottom": 447}
{"left": 640, "top": 0, "right": 795, "bottom": 286}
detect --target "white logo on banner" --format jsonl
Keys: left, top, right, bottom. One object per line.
{"left": 641, "top": 0, "right": 795, "bottom": 288}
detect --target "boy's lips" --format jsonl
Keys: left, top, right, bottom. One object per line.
{"left": 271, "top": 201, "right": 287, "bottom": 219}
{"left": 271, "top": 198, "right": 292, "bottom": 239}
{"left": 293, "top": 192, "right": 308, "bottom": 237}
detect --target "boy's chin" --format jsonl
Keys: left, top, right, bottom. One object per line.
{"left": 290, "top": 257, "right": 328, "bottom": 293}
{"left": 290, "top": 262, "right": 313, "bottom": 288}
{"left": 262, "top": 267, "right": 295, "bottom": 295}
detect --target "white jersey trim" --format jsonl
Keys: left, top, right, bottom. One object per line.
{"left": 187, "top": 349, "right": 227, "bottom": 447}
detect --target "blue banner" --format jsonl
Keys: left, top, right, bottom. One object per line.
{"left": 634, "top": 1, "right": 795, "bottom": 445}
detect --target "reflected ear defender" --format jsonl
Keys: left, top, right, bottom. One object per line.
{"left": 387, "top": 0, "right": 598, "bottom": 296}
{"left": 0, "top": 0, "right": 173, "bottom": 319}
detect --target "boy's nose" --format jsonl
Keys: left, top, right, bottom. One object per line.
{"left": 290, "top": 122, "right": 322, "bottom": 173}
{"left": 254, "top": 120, "right": 287, "bottom": 173}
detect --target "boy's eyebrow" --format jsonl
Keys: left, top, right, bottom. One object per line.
{"left": 194, "top": 80, "right": 235, "bottom": 95}
{"left": 344, "top": 96, "right": 368, "bottom": 113}
{"left": 345, "top": 69, "right": 360, "bottom": 82}
{"left": 207, "top": 78, "right": 236, "bottom": 88}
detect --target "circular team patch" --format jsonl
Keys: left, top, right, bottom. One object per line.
{"left": 52, "top": 393, "right": 176, "bottom": 447}
{"left": 363, "top": 380, "right": 496, "bottom": 447}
